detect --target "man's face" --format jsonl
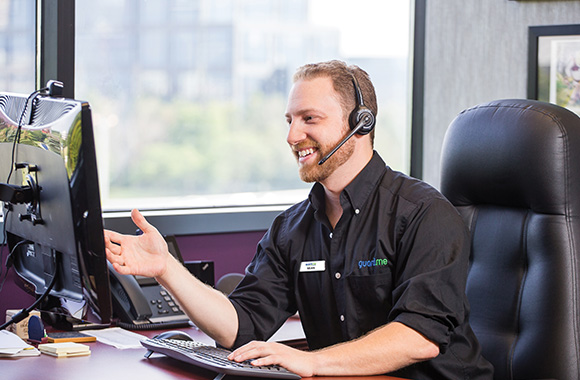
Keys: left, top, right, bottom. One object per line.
{"left": 285, "top": 76, "right": 354, "bottom": 183}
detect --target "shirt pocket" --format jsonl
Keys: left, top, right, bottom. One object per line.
{"left": 346, "top": 269, "right": 393, "bottom": 334}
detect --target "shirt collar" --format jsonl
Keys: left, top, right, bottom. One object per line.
{"left": 342, "top": 151, "right": 387, "bottom": 212}
{"left": 308, "top": 151, "right": 387, "bottom": 215}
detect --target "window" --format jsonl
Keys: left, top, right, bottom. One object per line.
{"left": 74, "top": 0, "right": 411, "bottom": 211}
{"left": 0, "top": 0, "right": 35, "bottom": 92}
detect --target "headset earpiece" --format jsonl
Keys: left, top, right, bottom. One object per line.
{"left": 348, "top": 75, "right": 375, "bottom": 135}
{"left": 318, "top": 71, "right": 377, "bottom": 165}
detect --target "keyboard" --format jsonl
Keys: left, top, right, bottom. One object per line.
{"left": 141, "top": 337, "right": 301, "bottom": 379}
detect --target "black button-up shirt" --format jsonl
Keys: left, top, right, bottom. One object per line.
{"left": 229, "top": 152, "right": 493, "bottom": 379}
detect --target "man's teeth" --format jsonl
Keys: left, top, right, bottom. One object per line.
{"left": 298, "top": 148, "right": 315, "bottom": 158}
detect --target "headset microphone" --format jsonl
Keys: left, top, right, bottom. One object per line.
{"left": 318, "top": 114, "right": 372, "bottom": 165}
{"left": 318, "top": 74, "right": 376, "bottom": 165}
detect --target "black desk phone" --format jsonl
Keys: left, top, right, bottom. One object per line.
{"left": 108, "top": 236, "right": 192, "bottom": 330}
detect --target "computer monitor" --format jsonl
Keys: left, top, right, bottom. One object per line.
{"left": 0, "top": 90, "right": 112, "bottom": 329}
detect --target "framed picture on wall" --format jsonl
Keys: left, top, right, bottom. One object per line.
{"left": 528, "top": 24, "right": 580, "bottom": 115}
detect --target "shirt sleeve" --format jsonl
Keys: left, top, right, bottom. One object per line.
{"left": 228, "top": 216, "right": 297, "bottom": 348}
{"left": 389, "top": 198, "right": 470, "bottom": 353}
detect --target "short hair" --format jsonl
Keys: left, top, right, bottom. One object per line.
{"left": 293, "top": 60, "right": 378, "bottom": 143}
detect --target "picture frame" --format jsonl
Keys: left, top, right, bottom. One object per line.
{"left": 528, "top": 24, "right": 580, "bottom": 115}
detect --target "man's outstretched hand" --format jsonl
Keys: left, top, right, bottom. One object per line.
{"left": 104, "top": 209, "right": 171, "bottom": 278}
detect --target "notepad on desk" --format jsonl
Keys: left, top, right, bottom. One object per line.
{"left": 38, "top": 342, "right": 91, "bottom": 358}
{"left": 0, "top": 330, "right": 41, "bottom": 358}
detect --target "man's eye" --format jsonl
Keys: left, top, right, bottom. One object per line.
{"left": 304, "top": 116, "right": 314, "bottom": 123}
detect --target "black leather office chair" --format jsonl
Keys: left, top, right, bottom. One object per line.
{"left": 440, "top": 99, "right": 580, "bottom": 380}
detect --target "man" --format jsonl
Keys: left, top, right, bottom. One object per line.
{"left": 105, "top": 60, "right": 493, "bottom": 379}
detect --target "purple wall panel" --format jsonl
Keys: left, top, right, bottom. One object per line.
{"left": 1, "top": 271, "right": 35, "bottom": 322}
{"left": 176, "top": 230, "right": 266, "bottom": 281}
{"left": 0, "top": 230, "right": 266, "bottom": 321}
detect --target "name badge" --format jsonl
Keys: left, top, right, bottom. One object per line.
{"left": 300, "top": 260, "right": 326, "bottom": 272}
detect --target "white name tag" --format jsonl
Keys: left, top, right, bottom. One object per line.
{"left": 300, "top": 260, "right": 326, "bottom": 272}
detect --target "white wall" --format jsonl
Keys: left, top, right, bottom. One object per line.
{"left": 422, "top": 0, "right": 580, "bottom": 187}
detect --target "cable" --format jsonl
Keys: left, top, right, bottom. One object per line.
{"left": 0, "top": 228, "right": 23, "bottom": 294}
{"left": 7, "top": 87, "right": 48, "bottom": 184}
{"left": 0, "top": 251, "right": 60, "bottom": 331}
{"left": 0, "top": 85, "right": 59, "bottom": 329}
{"left": 0, "top": 238, "right": 31, "bottom": 286}
{"left": 0, "top": 208, "right": 7, "bottom": 292}
{"left": 117, "top": 320, "right": 191, "bottom": 331}
{"left": 0, "top": 86, "right": 48, "bottom": 295}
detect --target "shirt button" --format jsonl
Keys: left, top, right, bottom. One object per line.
{"left": 335, "top": 272, "right": 341, "bottom": 279}
{"left": 340, "top": 315, "right": 345, "bottom": 322}
{"left": 329, "top": 232, "right": 333, "bottom": 238}
{"left": 355, "top": 209, "right": 360, "bottom": 215}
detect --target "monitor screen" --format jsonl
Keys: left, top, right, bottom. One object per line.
{"left": 0, "top": 91, "right": 112, "bottom": 329}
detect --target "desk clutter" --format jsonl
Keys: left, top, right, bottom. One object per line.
{"left": 1, "top": 330, "right": 92, "bottom": 358}
{"left": 4, "top": 309, "right": 41, "bottom": 340}
{"left": 0, "top": 330, "right": 40, "bottom": 357}
{"left": 38, "top": 342, "right": 91, "bottom": 358}
{"left": 2, "top": 308, "right": 147, "bottom": 360}
{"left": 46, "top": 331, "right": 97, "bottom": 343}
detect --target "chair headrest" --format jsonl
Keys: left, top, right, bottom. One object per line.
{"left": 441, "top": 99, "right": 580, "bottom": 213}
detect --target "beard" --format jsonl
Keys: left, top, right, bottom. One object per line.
{"left": 293, "top": 133, "right": 355, "bottom": 183}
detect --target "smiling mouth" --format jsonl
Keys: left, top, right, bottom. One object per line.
{"left": 298, "top": 148, "right": 316, "bottom": 158}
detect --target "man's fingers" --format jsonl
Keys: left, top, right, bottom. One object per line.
{"left": 104, "top": 229, "right": 124, "bottom": 244}
{"left": 229, "top": 341, "right": 267, "bottom": 362}
{"left": 111, "top": 261, "right": 132, "bottom": 275}
{"left": 105, "top": 243, "right": 121, "bottom": 257}
{"left": 131, "top": 209, "right": 155, "bottom": 234}
{"left": 105, "top": 247, "right": 129, "bottom": 270}
{"left": 249, "top": 356, "right": 277, "bottom": 367}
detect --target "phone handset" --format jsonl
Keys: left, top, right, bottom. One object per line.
{"left": 107, "top": 262, "right": 152, "bottom": 324}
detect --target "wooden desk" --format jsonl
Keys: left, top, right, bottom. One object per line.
{"left": 2, "top": 319, "right": 406, "bottom": 380}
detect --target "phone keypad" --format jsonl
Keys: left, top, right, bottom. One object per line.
{"left": 142, "top": 286, "right": 185, "bottom": 317}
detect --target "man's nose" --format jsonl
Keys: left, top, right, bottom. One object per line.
{"left": 286, "top": 120, "right": 306, "bottom": 146}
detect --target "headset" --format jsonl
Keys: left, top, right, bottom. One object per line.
{"left": 318, "top": 72, "right": 376, "bottom": 165}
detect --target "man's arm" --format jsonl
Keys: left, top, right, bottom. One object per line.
{"left": 229, "top": 321, "right": 439, "bottom": 377}
{"left": 155, "top": 256, "right": 239, "bottom": 347}
{"left": 105, "top": 209, "right": 239, "bottom": 347}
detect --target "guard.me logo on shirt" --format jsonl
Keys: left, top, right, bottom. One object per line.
{"left": 358, "top": 257, "right": 389, "bottom": 269}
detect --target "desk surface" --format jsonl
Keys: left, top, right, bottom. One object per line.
{"left": 3, "top": 319, "right": 406, "bottom": 380}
